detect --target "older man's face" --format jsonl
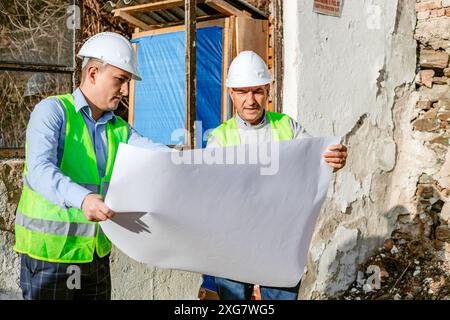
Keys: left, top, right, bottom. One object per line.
{"left": 229, "top": 84, "right": 270, "bottom": 125}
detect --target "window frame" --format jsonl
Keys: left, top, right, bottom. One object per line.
{"left": 0, "top": 0, "right": 81, "bottom": 158}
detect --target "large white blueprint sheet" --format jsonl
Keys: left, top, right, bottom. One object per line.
{"left": 101, "top": 137, "right": 339, "bottom": 287}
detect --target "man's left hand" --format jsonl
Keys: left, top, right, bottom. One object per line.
{"left": 322, "top": 144, "right": 348, "bottom": 172}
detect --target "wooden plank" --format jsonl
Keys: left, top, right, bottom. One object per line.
{"left": 235, "top": 16, "right": 269, "bottom": 112}
{"left": 114, "top": 11, "right": 151, "bottom": 30}
{"left": 128, "top": 42, "right": 137, "bottom": 126}
{"left": 185, "top": 0, "right": 197, "bottom": 149}
{"left": 272, "top": 0, "right": 283, "bottom": 113}
{"left": 205, "top": 0, "right": 249, "bottom": 17}
{"left": 230, "top": 15, "right": 237, "bottom": 61}
{"left": 132, "top": 18, "right": 224, "bottom": 38}
{"left": 235, "top": 17, "right": 268, "bottom": 62}
{"left": 221, "top": 16, "right": 236, "bottom": 121}
{"left": 230, "top": 15, "right": 236, "bottom": 117}
{"left": 229, "top": 0, "right": 267, "bottom": 18}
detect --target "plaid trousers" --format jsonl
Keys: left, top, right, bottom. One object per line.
{"left": 20, "top": 253, "right": 111, "bottom": 300}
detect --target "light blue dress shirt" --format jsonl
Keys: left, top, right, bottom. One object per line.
{"left": 25, "top": 88, "right": 168, "bottom": 210}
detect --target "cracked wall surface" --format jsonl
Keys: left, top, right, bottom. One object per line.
{"left": 283, "top": 0, "right": 417, "bottom": 298}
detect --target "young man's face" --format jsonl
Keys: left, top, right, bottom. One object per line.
{"left": 92, "top": 64, "right": 131, "bottom": 112}
{"left": 229, "top": 85, "right": 270, "bottom": 125}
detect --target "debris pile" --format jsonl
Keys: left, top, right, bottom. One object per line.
{"left": 341, "top": 238, "right": 450, "bottom": 300}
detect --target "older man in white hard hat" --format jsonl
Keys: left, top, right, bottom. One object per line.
{"left": 14, "top": 32, "right": 166, "bottom": 300}
{"left": 200, "top": 51, "right": 348, "bottom": 300}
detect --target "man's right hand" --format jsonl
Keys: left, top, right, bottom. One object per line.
{"left": 81, "top": 193, "right": 115, "bottom": 222}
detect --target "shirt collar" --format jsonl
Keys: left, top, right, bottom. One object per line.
{"left": 72, "top": 88, "right": 115, "bottom": 123}
{"left": 235, "top": 110, "right": 268, "bottom": 129}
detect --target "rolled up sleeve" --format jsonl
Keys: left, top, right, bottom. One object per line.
{"left": 25, "top": 98, "right": 91, "bottom": 210}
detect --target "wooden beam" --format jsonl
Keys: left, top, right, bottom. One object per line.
{"left": 221, "top": 16, "right": 236, "bottom": 122}
{"left": 272, "top": 0, "right": 284, "bottom": 113}
{"left": 74, "top": 0, "right": 84, "bottom": 89}
{"left": 205, "top": 0, "right": 249, "bottom": 17}
{"left": 235, "top": 17, "right": 268, "bottom": 62}
{"left": 114, "top": 11, "right": 151, "bottom": 30}
{"left": 0, "top": 63, "right": 74, "bottom": 73}
{"left": 185, "top": 0, "right": 197, "bottom": 149}
{"left": 128, "top": 79, "right": 136, "bottom": 125}
{"left": 112, "top": 0, "right": 205, "bottom": 14}
{"left": 221, "top": 17, "right": 231, "bottom": 123}
{"left": 128, "top": 41, "right": 138, "bottom": 126}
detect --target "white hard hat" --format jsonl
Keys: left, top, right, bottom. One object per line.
{"left": 77, "top": 32, "right": 142, "bottom": 81}
{"left": 226, "top": 51, "right": 272, "bottom": 88}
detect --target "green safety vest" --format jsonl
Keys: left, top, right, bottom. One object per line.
{"left": 14, "top": 93, "right": 129, "bottom": 263}
{"left": 210, "top": 111, "right": 294, "bottom": 146}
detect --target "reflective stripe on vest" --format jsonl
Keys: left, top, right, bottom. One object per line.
{"left": 209, "top": 111, "right": 294, "bottom": 147}
{"left": 102, "top": 182, "right": 110, "bottom": 195}
{"left": 15, "top": 211, "right": 97, "bottom": 237}
{"left": 81, "top": 183, "right": 100, "bottom": 194}
{"left": 14, "top": 93, "right": 129, "bottom": 263}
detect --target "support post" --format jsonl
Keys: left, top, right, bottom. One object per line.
{"left": 272, "top": 0, "right": 283, "bottom": 113}
{"left": 185, "top": 0, "right": 197, "bottom": 148}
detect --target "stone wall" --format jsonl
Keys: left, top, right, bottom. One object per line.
{"left": 0, "top": 158, "right": 201, "bottom": 300}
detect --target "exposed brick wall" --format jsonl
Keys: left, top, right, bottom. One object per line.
{"left": 395, "top": 0, "right": 450, "bottom": 264}
{"left": 393, "top": 1, "right": 450, "bottom": 244}
{"left": 245, "top": 0, "right": 270, "bottom": 13}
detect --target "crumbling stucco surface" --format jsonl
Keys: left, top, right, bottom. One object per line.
{"left": 0, "top": 158, "right": 201, "bottom": 300}
{"left": 110, "top": 249, "right": 201, "bottom": 300}
{"left": 0, "top": 160, "right": 23, "bottom": 299}
{"left": 283, "top": 0, "right": 418, "bottom": 298}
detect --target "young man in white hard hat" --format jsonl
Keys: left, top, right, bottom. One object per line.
{"left": 201, "top": 51, "right": 348, "bottom": 300}
{"left": 14, "top": 32, "right": 167, "bottom": 300}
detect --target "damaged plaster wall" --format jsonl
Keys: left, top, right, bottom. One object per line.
{"left": 283, "top": 0, "right": 417, "bottom": 298}
{"left": 0, "top": 158, "right": 201, "bottom": 299}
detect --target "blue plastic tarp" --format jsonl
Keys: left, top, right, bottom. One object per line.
{"left": 132, "top": 26, "right": 223, "bottom": 147}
